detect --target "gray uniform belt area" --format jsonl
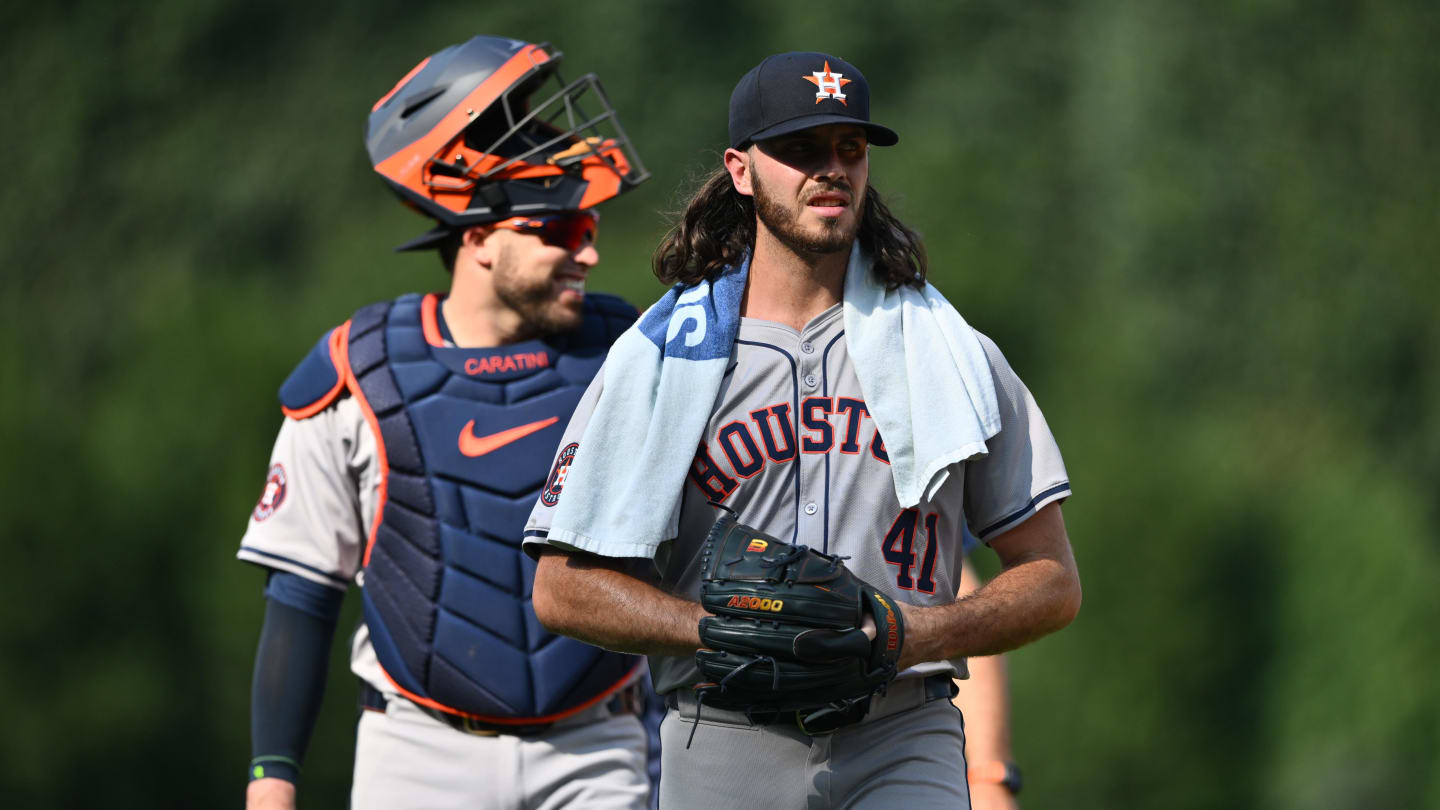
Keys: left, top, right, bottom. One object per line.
{"left": 665, "top": 673, "right": 955, "bottom": 727}
{"left": 361, "top": 680, "right": 646, "bottom": 737}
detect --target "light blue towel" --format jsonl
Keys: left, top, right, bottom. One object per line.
{"left": 546, "top": 259, "right": 750, "bottom": 557}
{"left": 840, "top": 246, "right": 1001, "bottom": 507}
{"left": 546, "top": 246, "right": 1000, "bottom": 558}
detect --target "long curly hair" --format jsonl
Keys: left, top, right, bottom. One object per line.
{"left": 651, "top": 166, "right": 928, "bottom": 290}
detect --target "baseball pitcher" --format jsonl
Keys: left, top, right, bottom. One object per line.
{"left": 521, "top": 51, "right": 1081, "bottom": 808}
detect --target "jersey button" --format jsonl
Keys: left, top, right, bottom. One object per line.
{"left": 801, "top": 342, "right": 815, "bottom": 354}
{"left": 804, "top": 373, "right": 818, "bottom": 388}
{"left": 804, "top": 502, "right": 818, "bottom": 515}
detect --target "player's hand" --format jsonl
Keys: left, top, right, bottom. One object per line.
{"left": 246, "top": 777, "right": 297, "bottom": 810}
{"left": 860, "top": 613, "right": 877, "bottom": 640}
{"left": 968, "top": 780, "right": 1020, "bottom": 810}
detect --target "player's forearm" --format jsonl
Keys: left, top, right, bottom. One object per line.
{"left": 900, "top": 505, "right": 1080, "bottom": 667}
{"left": 249, "top": 574, "right": 342, "bottom": 788}
{"left": 533, "top": 547, "right": 707, "bottom": 656}
{"left": 902, "top": 553, "right": 1079, "bottom": 666}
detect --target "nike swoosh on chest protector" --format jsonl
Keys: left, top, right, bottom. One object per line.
{"left": 458, "top": 416, "right": 560, "bottom": 457}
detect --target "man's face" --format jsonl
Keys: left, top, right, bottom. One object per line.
{"left": 488, "top": 213, "right": 599, "bottom": 335}
{"left": 746, "top": 124, "right": 869, "bottom": 256}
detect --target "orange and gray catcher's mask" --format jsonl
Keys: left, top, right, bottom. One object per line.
{"left": 366, "top": 35, "right": 649, "bottom": 252}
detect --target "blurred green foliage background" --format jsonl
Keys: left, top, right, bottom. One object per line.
{"left": 2, "top": 1, "right": 1437, "bottom": 807}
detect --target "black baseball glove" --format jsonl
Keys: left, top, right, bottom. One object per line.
{"left": 692, "top": 506, "right": 905, "bottom": 734}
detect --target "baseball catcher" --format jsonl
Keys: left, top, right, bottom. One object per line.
{"left": 692, "top": 505, "right": 905, "bottom": 736}
{"left": 239, "top": 34, "right": 656, "bottom": 810}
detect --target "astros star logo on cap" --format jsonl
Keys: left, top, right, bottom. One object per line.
{"left": 804, "top": 61, "right": 852, "bottom": 105}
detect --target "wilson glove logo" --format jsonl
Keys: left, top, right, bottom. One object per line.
{"left": 874, "top": 594, "right": 900, "bottom": 651}
{"left": 727, "top": 595, "right": 784, "bottom": 612}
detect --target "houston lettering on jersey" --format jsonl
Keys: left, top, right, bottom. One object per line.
{"left": 688, "top": 396, "right": 889, "bottom": 502}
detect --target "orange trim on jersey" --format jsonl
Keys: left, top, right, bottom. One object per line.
{"left": 800, "top": 396, "right": 836, "bottom": 454}
{"left": 420, "top": 292, "right": 445, "bottom": 347}
{"left": 280, "top": 324, "right": 350, "bottom": 420}
{"left": 749, "top": 403, "right": 798, "bottom": 464}
{"left": 378, "top": 657, "right": 647, "bottom": 725}
{"left": 715, "top": 418, "right": 764, "bottom": 480}
{"left": 834, "top": 397, "right": 868, "bottom": 455}
{"left": 333, "top": 321, "right": 389, "bottom": 569}
{"left": 870, "top": 428, "right": 891, "bottom": 466}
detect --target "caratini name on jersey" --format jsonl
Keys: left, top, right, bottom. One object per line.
{"left": 464, "top": 350, "right": 549, "bottom": 376}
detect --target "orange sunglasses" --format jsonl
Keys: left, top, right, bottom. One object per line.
{"left": 490, "top": 212, "right": 598, "bottom": 252}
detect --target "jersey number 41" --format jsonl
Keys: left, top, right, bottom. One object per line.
{"left": 882, "top": 508, "right": 939, "bottom": 593}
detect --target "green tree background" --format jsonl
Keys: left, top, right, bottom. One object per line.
{"left": 2, "top": 1, "right": 1436, "bottom": 807}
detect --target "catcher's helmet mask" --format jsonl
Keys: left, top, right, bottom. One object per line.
{"left": 368, "top": 37, "right": 648, "bottom": 252}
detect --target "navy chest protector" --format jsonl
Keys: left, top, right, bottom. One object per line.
{"left": 295, "top": 292, "right": 640, "bottom": 723}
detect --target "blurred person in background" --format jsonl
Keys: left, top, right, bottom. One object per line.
{"left": 958, "top": 555, "right": 1025, "bottom": 810}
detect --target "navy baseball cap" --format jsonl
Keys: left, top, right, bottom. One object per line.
{"left": 728, "top": 51, "right": 898, "bottom": 149}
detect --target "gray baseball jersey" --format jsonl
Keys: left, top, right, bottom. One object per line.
{"left": 524, "top": 303, "right": 1071, "bottom": 694}
{"left": 236, "top": 394, "right": 390, "bottom": 691}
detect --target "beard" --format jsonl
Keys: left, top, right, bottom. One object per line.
{"left": 492, "top": 244, "right": 584, "bottom": 337}
{"left": 752, "top": 172, "right": 861, "bottom": 256}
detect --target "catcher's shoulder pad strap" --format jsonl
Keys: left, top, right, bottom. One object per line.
{"left": 278, "top": 323, "right": 348, "bottom": 419}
